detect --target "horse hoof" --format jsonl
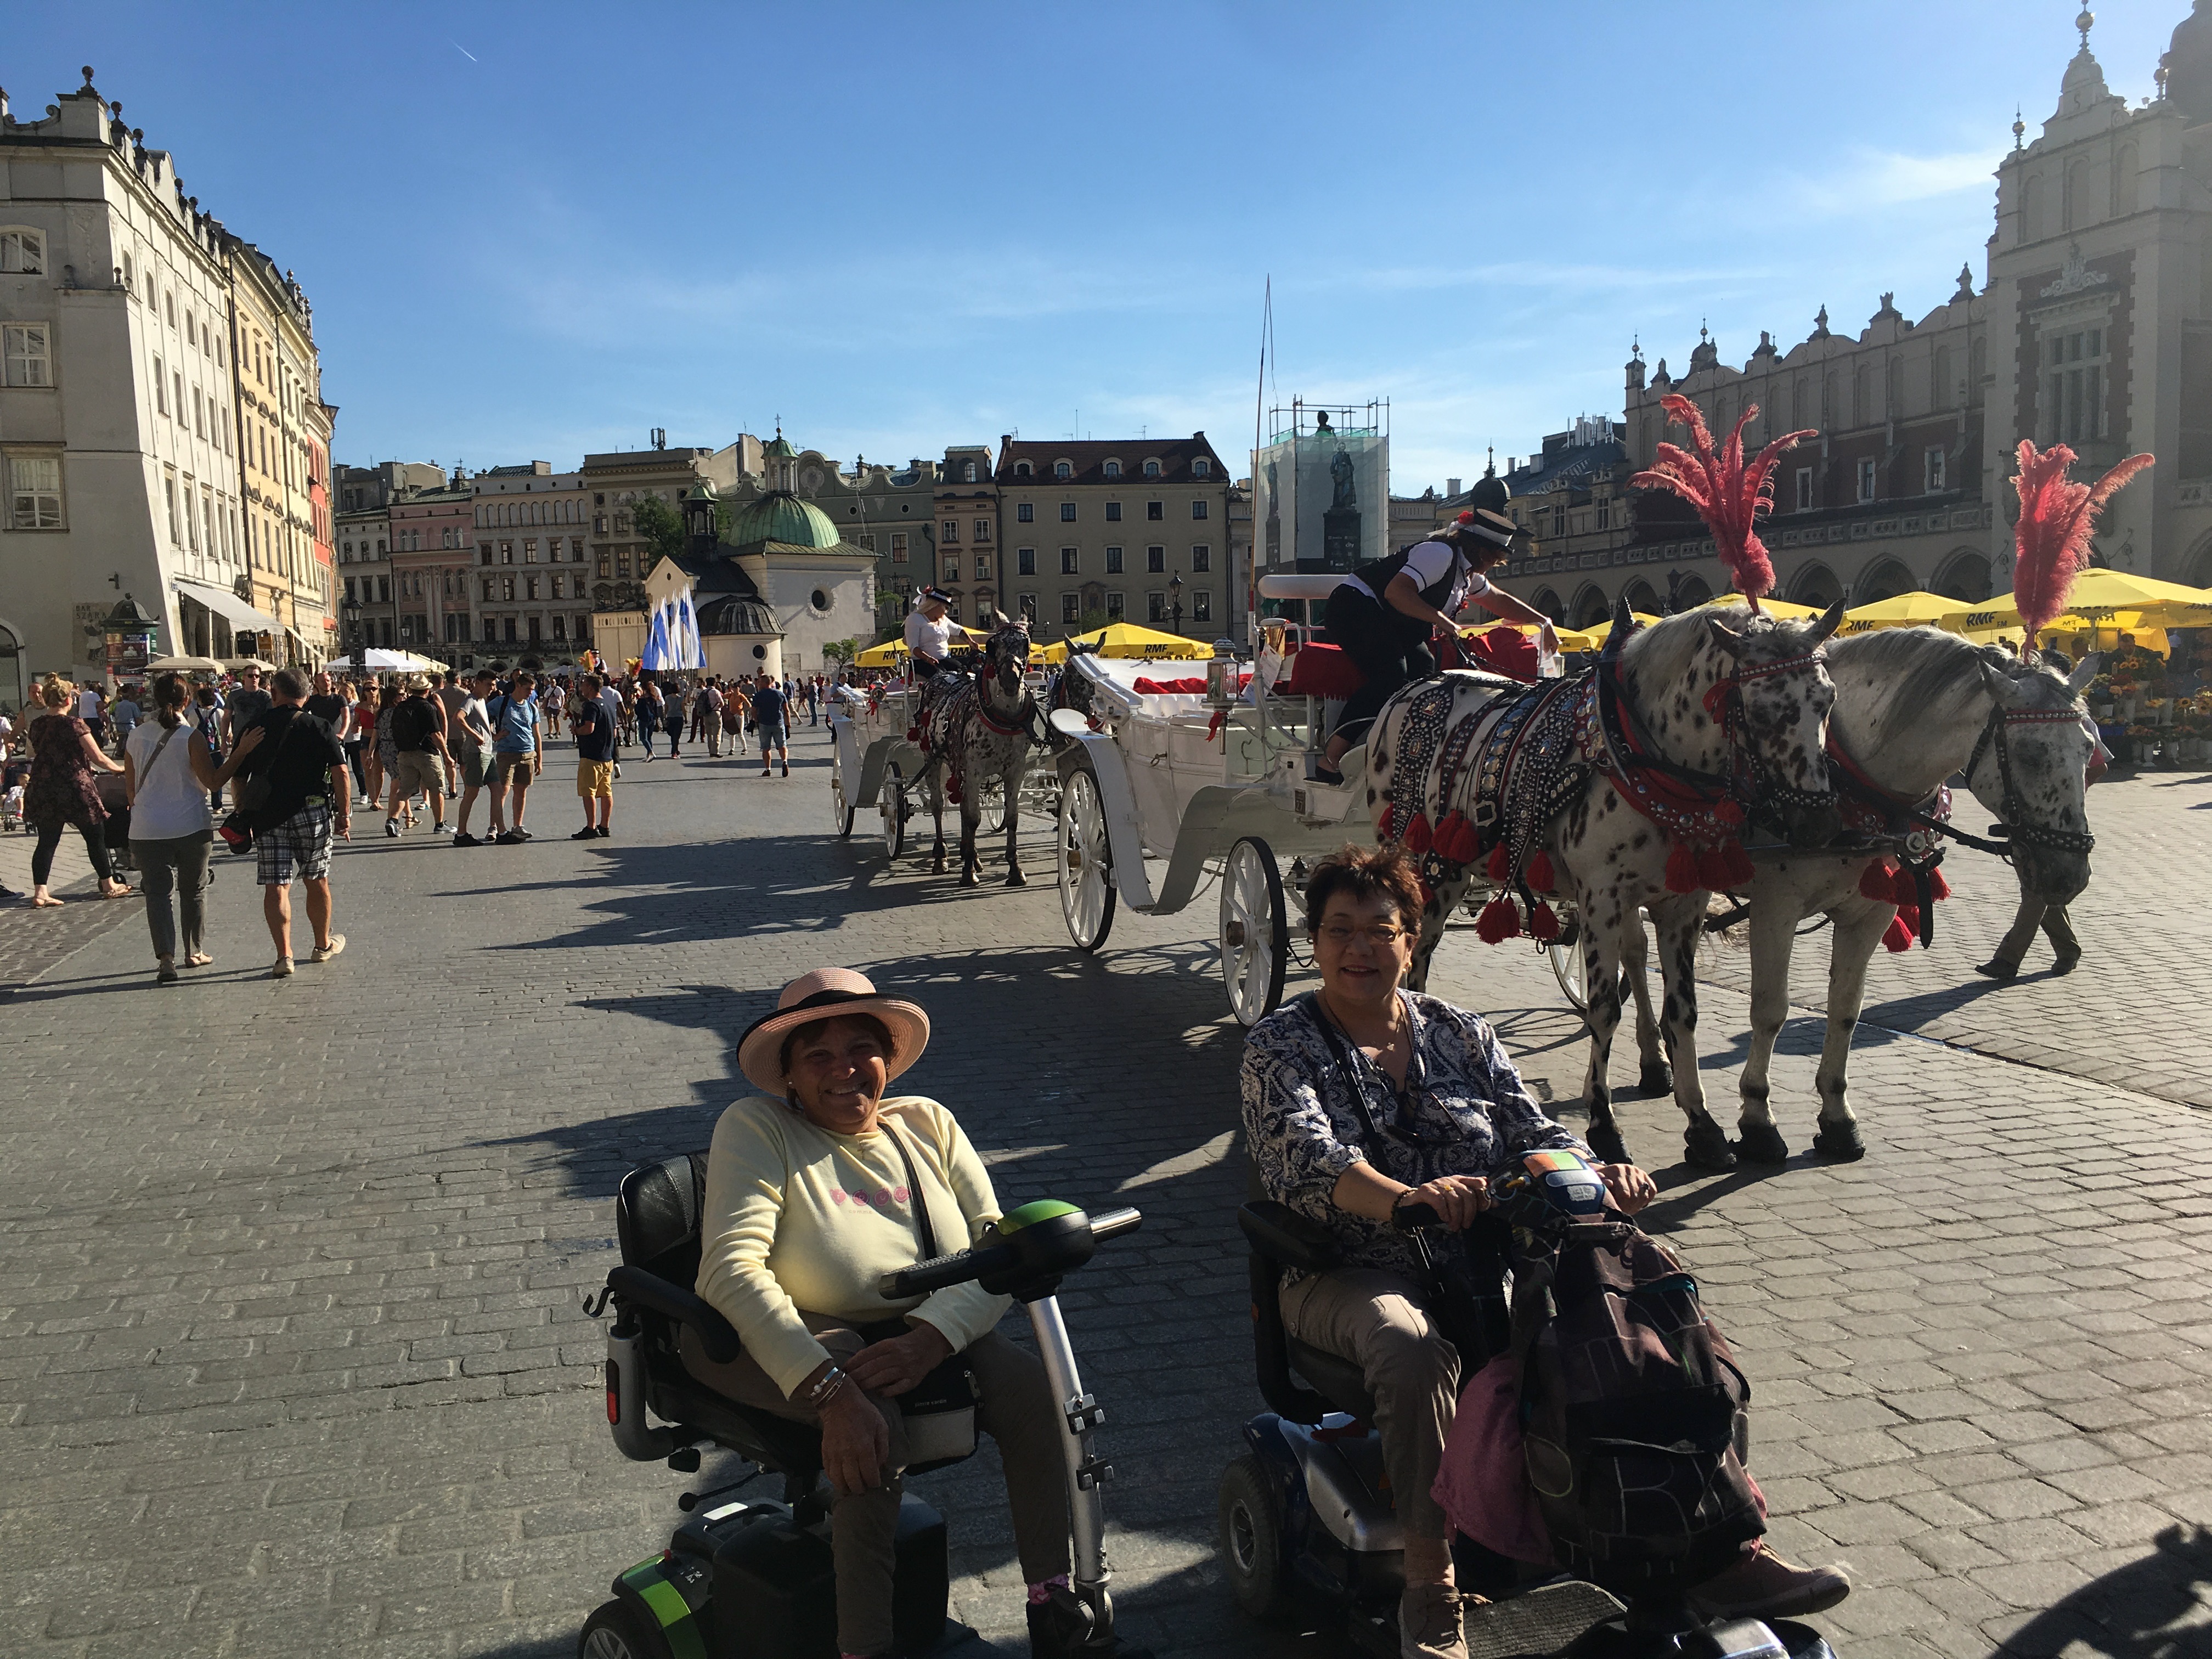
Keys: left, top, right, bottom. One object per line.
{"left": 1684, "top": 1120, "right": 1737, "bottom": 1172}
{"left": 1733, "top": 1121, "right": 1789, "bottom": 1165}
{"left": 1006, "top": 868, "right": 1028, "bottom": 888}
{"left": 1811, "top": 1121, "right": 1866, "bottom": 1161}
{"left": 1585, "top": 1121, "right": 1631, "bottom": 1166}
{"left": 1638, "top": 1062, "right": 1674, "bottom": 1096}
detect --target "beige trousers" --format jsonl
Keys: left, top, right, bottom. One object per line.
{"left": 1279, "top": 1267, "right": 1461, "bottom": 1539}
{"left": 682, "top": 1313, "right": 1070, "bottom": 1656}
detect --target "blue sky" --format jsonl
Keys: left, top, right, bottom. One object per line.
{"left": 9, "top": 2, "right": 2182, "bottom": 489}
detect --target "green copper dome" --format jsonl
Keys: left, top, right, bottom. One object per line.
{"left": 732, "top": 490, "right": 840, "bottom": 550}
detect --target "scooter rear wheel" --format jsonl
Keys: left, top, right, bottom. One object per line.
{"left": 1218, "top": 1454, "right": 1293, "bottom": 1622}
{"left": 579, "top": 1599, "right": 674, "bottom": 1659}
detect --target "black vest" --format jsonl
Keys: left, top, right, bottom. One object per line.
{"left": 1352, "top": 539, "right": 1467, "bottom": 612}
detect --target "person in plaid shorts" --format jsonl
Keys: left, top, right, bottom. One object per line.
{"left": 214, "top": 668, "right": 352, "bottom": 979}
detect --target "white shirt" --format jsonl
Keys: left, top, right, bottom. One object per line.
{"left": 77, "top": 689, "right": 100, "bottom": 719}
{"left": 459, "top": 695, "right": 492, "bottom": 751}
{"left": 905, "top": 607, "right": 957, "bottom": 661}
{"left": 597, "top": 687, "right": 623, "bottom": 743}
{"left": 125, "top": 719, "right": 213, "bottom": 840}
{"left": 1344, "top": 540, "right": 1489, "bottom": 614}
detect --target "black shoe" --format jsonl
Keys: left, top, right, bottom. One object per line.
{"left": 571, "top": 827, "right": 599, "bottom": 840}
{"left": 452, "top": 832, "right": 481, "bottom": 847}
{"left": 494, "top": 830, "right": 528, "bottom": 845}
{"left": 1973, "top": 957, "right": 2020, "bottom": 980}
{"left": 596, "top": 826, "right": 611, "bottom": 838}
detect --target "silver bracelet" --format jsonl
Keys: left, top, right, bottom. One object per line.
{"left": 805, "top": 1366, "right": 847, "bottom": 1408}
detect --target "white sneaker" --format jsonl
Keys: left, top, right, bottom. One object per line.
{"left": 310, "top": 933, "right": 347, "bottom": 964}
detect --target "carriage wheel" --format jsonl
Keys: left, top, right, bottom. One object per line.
{"left": 879, "top": 762, "right": 907, "bottom": 859}
{"left": 1549, "top": 915, "right": 1588, "bottom": 1015}
{"left": 831, "top": 759, "right": 854, "bottom": 838}
{"left": 1221, "top": 836, "right": 1289, "bottom": 1027}
{"left": 976, "top": 775, "right": 1009, "bottom": 838}
{"left": 1057, "top": 761, "right": 1116, "bottom": 952}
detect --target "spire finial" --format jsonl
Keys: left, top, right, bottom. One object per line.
{"left": 1485, "top": 444, "right": 1496, "bottom": 477}
{"left": 2075, "top": 7, "right": 2094, "bottom": 49}
{"left": 2012, "top": 105, "right": 2025, "bottom": 150}
{"left": 1631, "top": 333, "right": 1642, "bottom": 361}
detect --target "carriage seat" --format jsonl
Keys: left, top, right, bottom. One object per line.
{"left": 1284, "top": 643, "right": 1365, "bottom": 701}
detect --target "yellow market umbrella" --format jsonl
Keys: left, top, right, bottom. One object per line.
{"left": 1060, "top": 622, "right": 1214, "bottom": 659}
{"left": 1939, "top": 571, "right": 2212, "bottom": 633}
{"left": 1836, "top": 591, "right": 1962, "bottom": 635}
{"left": 854, "top": 639, "right": 910, "bottom": 669}
{"left": 1035, "top": 640, "right": 1068, "bottom": 664}
{"left": 1690, "top": 594, "right": 1825, "bottom": 619}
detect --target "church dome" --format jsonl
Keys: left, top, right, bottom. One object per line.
{"left": 2170, "top": 1, "right": 2212, "bottom": 127}
{"left": 733, "top": 490, "right": 840, "bottom": 549}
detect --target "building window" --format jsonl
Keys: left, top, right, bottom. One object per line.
{"left": 1855, "top": 458, "right": 1877, "bottom": 503}
{"left": 974, "top": 518, "right": 991, "bottom": 541}
{"left": 500, "top": 540, "right": 514, "bottom": 563}
{"left": 1795, "top": 467, "right": 1814, "bottom": 512}
{"left": 1925, "top": 446, "right": 1947, "bottom": 493}
{"left": 1595, "top": 500, "right": 1612, "bottom": 530}
{"left": 1147, "top": 545, "right": 1166, "bottom": 573}
{"left": 1105, "top": 545, "right": 1124, "bottom": 573}
{"left": 963, "top": 461, "right": 978, "bottom": 483}
{"left": 524, "top": 539, "right": 538, "bottom": 563}
{"left": 484, "top": 617, "right": 498, "bottom": 642}
{"left": 504, "top": 617, "right": 519, "bottom": 642}
{"left": 891, "top": 532, "right": 909, "bottom": 563}
{"left": 1015, "top": 462, "right": 1032, "bottom": 478}
{"left": 552, "top": 614, "right": 567, "bottom": 640}
{"left": 1104, "top": 460, "right": 1121, "bottom": 479}
{"left": 1107, "top": 592, "right": 1125, "bottom": 620}
{"left": 1191, "top": 545, "right": 1211, "bottom": 572}
{"left": 1062, "top": 593, "right": 1081, "bottom": 623}
{"left": 944, "top": 560, "right": 960, "bottom": 584}
{"left": 856, "top": 532, "right": 876, "bottom": 551}
{"left": 1193, "top": 458, "right": 1211, "bottom": 478}
{"left": 0, "top": 229, "right": 46, "bottom": 274}
{"left": 482, "top": 576, "right": 496, "bottom": 601}
{"left": 974, "top": 555, "right": 991, "bottom": 580}
{"left": 525, "top": 575, "right": 540, "bottom": 600}
{"left": 1146, "top": 500, "right": 1164, "bottom": 521}
{"left": 1148, "top": 591, "right": 1167, "bottom": 622}
{"left": 502, "top": 575, "right": 516, "bottom": 601}
{"left": 1104, "top": 501, "right": 1122, "bottom": 522}
{"left": 2042, "top": 326, "right": 2108, "bottom": 446}
{"left": 1060, "top": 502, "right": 1076, "bottom": 522}
{"left": 941, "top": 519, "right": 960, "bottom": 543}
{"left": 8, "top": 455, "right": 64, "bottom": 528}
{"left": 1017, "top": 502, "right": 1034, "bottom": 523}
{"left": 479, "top": 543, "right": 493, "bottom": 565}
{"left": 1190, "top": 499, "right": 1209, "bottom": 521}
{"left": 1060, "top": 547, "right": 1080, "bottom": 575}
{"left": 1017, "top": 548, "right": 1036, "bottom": 575}
{"left": 1193, "top": 590, "right": 1212, "bottom": 622}
{"left": 163, "top": 473, "right": 180, "bottom": 544}
{"left": 1054, "top": 460, "right": 1072, "bottom": 479}
{"left": 3, "top": 325, "right": 52, "bottom": 388}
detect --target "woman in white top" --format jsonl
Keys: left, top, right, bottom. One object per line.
{"left": 1317, "top": 508, "right": 1557, "bottom": 782}
{"left": 123, "top": 675, "right": 224, "bottom": 985}
{"left": 902, "top": 587, "right": 959, "bottom": 678}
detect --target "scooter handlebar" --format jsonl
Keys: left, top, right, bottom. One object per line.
{"left": 877, "top": 1204, "right": 1145, "bottom": 1299}
{"left": 1088, "top": 1205, "right": 1143, "bottom": 1242}
{"left": 1392, "top": 1200, "right": 1445, "bottom": 1231}
{"left": 881, "top": 1240, "right": 1018, "bottom": 1300}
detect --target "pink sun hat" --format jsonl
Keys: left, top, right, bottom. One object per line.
{"left": 735, "top": 968, "right": 932, "bottom": 1096}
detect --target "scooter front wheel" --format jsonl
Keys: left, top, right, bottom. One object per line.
{"left": 1218, "top": 1453, "right": 1294, "bottom": 1622}
{"left": 579, "top": 1599, "right": 674, "bottom": 1659}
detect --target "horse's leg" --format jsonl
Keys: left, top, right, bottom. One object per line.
{"left": 1406, "top": 873, "right": 1462, "bottom": 995}
{"left": 1620, "top": 917, "right": 1670, "bottom": 1094}
{"left": 1650, "top": 892, "right": 1733, "bottom": 1171}
{"left": 1003, "top": 758, "right": 1026, "bottom": 885}
{"left": 1735, "top": 880, "right": 1801, "bottom": 1165}
{"left": 1578, "top": 904, "right": 1632, "bottom": 1167}
{"left": 928, "top": 760, "right": 948, "bottom": 874}
{"left": 1809, "top": 899, "right": 1888, "bottom": 1161}
{"left": 958, "top": 779, "right": 981, "bottom": 887}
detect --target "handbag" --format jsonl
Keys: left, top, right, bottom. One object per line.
{"left": 882, "top": 1121, "right": 980, "bottom": 1466}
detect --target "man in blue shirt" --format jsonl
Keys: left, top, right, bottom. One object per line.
{"left": 484, "top": 672, "right": 544, "bottom": 845}
{"left": 752, "top": 672, "right": 789, "bottom": 779}
{"left": 571, "top": 673, "right": 616, "bottom": 840}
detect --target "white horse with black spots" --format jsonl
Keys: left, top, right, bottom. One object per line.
{"left": 920, "top": 617, "right": 1037, "bottom": 887}
{"left": 1728, "top": 628, "right": 2100, "bottom": 1163}
{"left": 1370, "top": 601, "right": 1844, "bottom": 1171}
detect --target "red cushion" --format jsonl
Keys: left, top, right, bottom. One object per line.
{"left": 1131, "top": 673, "right": 1253, "bottom": 696}
{"left": 1285, "top": 643, "right": 1365, "bottom": 698}
{"left": 1464, "top": 625, "right": 1539, "bottom": 682}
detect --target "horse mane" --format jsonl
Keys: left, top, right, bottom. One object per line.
{"left": 1825, "top": 625, "right": 2007, "bottom": 726}
{"left": 1617, "top": 603, "right": 1770, "bottom": 699}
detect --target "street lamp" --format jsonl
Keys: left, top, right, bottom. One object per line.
{"left": 342, "top": 592, "right": 363, "bottom": 680}
{"left": 1170, "top": 570, "right": 1184, "bottom": 636}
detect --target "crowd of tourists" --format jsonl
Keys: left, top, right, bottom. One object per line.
{"left": 1, "top": 662, "right": 841, "bottom": 986}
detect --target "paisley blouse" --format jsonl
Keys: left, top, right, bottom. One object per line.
{"left": 1240, "top": 990, "right": 1590, "bottom": 1282}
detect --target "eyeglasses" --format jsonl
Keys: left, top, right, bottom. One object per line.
{"left": 1317, "top": 923, "right": 1408, "bottom": 948}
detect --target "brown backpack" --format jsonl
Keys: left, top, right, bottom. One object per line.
{"left": 1510, "top": 1214, "right": 1764, "bottom": 1597}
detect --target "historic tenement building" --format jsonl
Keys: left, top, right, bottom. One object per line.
{"left": 1506, "top": 6, "right": 2212, "bottom": 626}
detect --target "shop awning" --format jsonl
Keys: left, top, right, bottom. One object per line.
{"left": 173, "top": 579, "right": 282, "bottom": 636}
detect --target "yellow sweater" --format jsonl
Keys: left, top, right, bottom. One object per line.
{"left": 693, "top": 1093, "right": 1014, "bottom": 1398}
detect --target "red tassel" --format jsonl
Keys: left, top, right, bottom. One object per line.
{"left": 1665, "top": 842, "right": 1700, "bottom": 893}
{"left": 1403, "top": 812, "right": 1434, "bottom": 855}
{"left": 1859, "top": 860, "right": 1897, "bottom": 902}
{"left": 1882, "top": 914, "right": 1914, "bottom": 953}
{"left": 907, "top": 726, "right": 923, "bottom": 744}
{"left": 1485, "top": 842, "right": 1511, "bottom": 882}
{"left": 1377, "top": 803, "right": 1396, "bottom": 841}
{"left": 1527, "top": 900, "right": 1562, "bottom": 943}
{"left": 1926, "top": 865, "right": 1951, "bottom": 901}
{"left": 1891, "top": 867, "right": 1921, "bottom": 907}
{"left": 1437, "top": 814, "right": 1479, "bottom": 865}
{"left": 1526, "top": 850, "right": 1555, "bottom": 891}
{"left": 1476, "top": 895, "right": 1522, "bottom": 943}
{"left": 1895, "top": 903, "right": 1921, "bottom": 936}
{"left": 1694, "top": 845, "right": 1735, "bottom": 890}
{"left": 1717, "top": 838, "right": 1756, "bottom": 889}
{"left": 1717, "top": 799, "right": 1747, "bottom": 827}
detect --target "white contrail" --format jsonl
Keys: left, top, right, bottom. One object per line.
{"left": 452, "top": 41, "right": 478, "bottom": 62}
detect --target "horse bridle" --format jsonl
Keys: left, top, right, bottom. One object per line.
{"left": 1961, "top": 702, "right": 2097, "bottom": 859}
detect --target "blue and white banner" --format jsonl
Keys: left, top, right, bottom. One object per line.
{"left": 641, "top": 581, "right": 704, "bottom": 671}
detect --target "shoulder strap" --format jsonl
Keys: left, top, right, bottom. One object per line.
{"left": 882, "top": 1117, "right": 941, "bottom": 1260}
{"left": 146, "top": 723, "right": 182, "bottom": 772}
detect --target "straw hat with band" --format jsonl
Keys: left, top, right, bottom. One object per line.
{"left": 736, "top": 968, "right": 932, "bottom": 1098}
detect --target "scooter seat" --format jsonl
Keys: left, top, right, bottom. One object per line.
{"left": 1284, "top": 1338, "right": 1379, "bottom": 1425}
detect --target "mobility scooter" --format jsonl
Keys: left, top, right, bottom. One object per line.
{"left": 582, "top": 1148, "right": 1142, "bottom": 1659}
{"left": 1221, "top": 1149, "right": 1837, "bottom": 1659}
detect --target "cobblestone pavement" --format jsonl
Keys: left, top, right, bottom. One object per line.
{"left": 2, "top": 729, "right": 2208, "bottom": 1659}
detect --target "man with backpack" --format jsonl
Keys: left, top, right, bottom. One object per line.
{"left": 484, "top": 672, "right": 543, "bottom": 845}
{"left": 212, "top": 668, "right": 350, "bottom": 978}
{"left": 384, "top": 677, "right": 451, "bottom": 838}
{"left": 1240, "top": 846, "right": 1848, "bottom": 1659}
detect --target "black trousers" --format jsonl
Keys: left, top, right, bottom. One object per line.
{"left": 32, "top": 819, "right": 116, "bottom": 888}
{"left": 1326, "top": 585, "right": 1434, "bottom": 745}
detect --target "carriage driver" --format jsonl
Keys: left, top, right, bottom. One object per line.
{"left": 904, "top": 586, "right": 960, "bottom": 679}
{"left": 1315, "top": 509, "right": 1558, "bottom": 784}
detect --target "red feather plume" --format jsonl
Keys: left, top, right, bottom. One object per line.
{"left": 1629, "top": 394, "right": 1815, "bottom": 610}
{"left": 2010, "top": 441, "right": 2154, "bottom": 646}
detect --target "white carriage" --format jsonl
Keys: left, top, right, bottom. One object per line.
{"left": 1050, "top": 577, "right": 1589, "bottom": 1026}
{"left": 828, "top": 677, "right": 1060, "bottom": 862}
